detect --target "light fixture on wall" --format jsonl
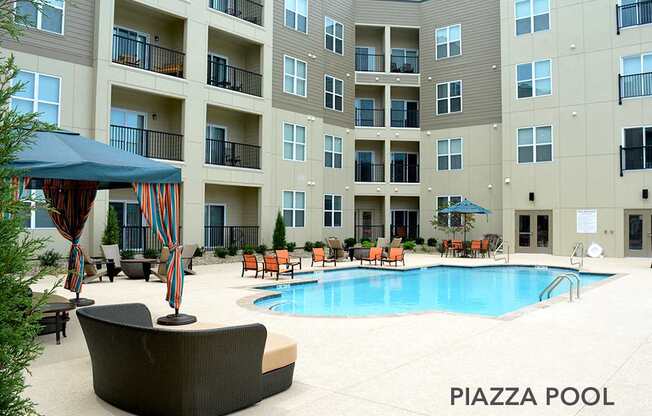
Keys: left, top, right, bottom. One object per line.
{"left": 504, "top": 177, "right": 511, "bottom": 184}
{"left": 154, "top": 35, "right": 160, "bottom": 43}
{"left": 427, "top": 187, "right": 432, "bottom": 192}
{"left": 152, "top": 113, "right": 158, "bottom": 120}
{"left": 488, "top": 184, "right": 493, "bottom": 189}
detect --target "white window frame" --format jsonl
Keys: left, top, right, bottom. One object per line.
{"left": 283, "top": 190, "right": 306, "bottom": 228}
{"left": 436, "top": 195, "right": 463, "bottom": 227}
{"left": 436, "top": 80, "right": 463, "bottom": 115}
{"left": 435, "top": 24, "right": 462, "bottom": 60}
{"left": 516, "top": 59, "right": 552, "bottom": 99}
{"left": 284, "top": 0, "right": 308, "bottom": 33}
{"left": 283, "top": 122, "right": 306, "bottom": 162}
{"left": 283, "top": 55, "right": 307, "bottom": 97}
{"left": 621, "top": 125, "right": 652, "bottom": 171}
{"left": 323, "top": 194, "right": 342, "bottom": 227}
{"left": 11, "top": 70, "right": 61, "bottom": 127}
{"left": 516, "top": 125, "right": 553, "bottom": 164}
{"left": 15, "top": 0, "right": 65, "bottom": 35}
{"left": 324, "top": 16, "right": 343, "bottom": 55}
{"left": 324, "top": 135, "right": 343, "bottom": 168}
{"left": 324, "top": 74, "right": 343, "bottom": 112}
{"left": 437, "top": 138, "right": 463, "bottom": 171}
{"left": 515, "top": 0, "right": 550, "bottom": 36}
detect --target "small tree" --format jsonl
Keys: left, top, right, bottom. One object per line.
{"left": 272, "top": 212, "right": 286, "bottom": 250}
{"left": 102, "top": 205, "right": 120, "bottom": 245}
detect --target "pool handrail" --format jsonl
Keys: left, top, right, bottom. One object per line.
{"left": 570, "top": 242, "right": 584, "bottom": 270}
{"left": 493, "top": 240, "right": 509, "bottom": 263}
{"left": 539, "top": 273, "right": 575, "bottom": 302}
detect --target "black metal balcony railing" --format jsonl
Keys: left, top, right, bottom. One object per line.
{"left": 209, "top": 0, "right": 263, "bottom": 26}
{"left": 617, "top": 0, "right": 652, "bottom": 33}
{"left": 205, "top": 139, "right": 261, "bottom": 169}
{"left": 390, "top": 224, "right": 419, "bottom": 241}
{"left": 355, "top": 162, "right": 385, "bottom": 182}
{"left": 354, "top": 225, "right": 385, "bottom": 242}
{"left": 119, "top": 226, "right": 181, "bottom": 252}
{"left": 619, "top": 145, "right": 652, "bottom": 175}
{"left": 112, "top": 34, "right": 185, "bottom": 78}
{"left": 207, "top": 57, "right": 262, "bottom": 97}
{"left": 355, "top": 108, "right": 385, "bottom": 127}
{"left": 355, "top": 53, "right": 385, "bottom": 72}
{"left": 110, "top": 125, "right": 183, "bottom": 162}
{"left": 390, "top": 55, "right": 419, "bottom": 73}
{"left": 390, "top": 109, "right": 419, "bottom": 128}
{"left": 204, "top": 225, "right": 259, "bottom": 249}
{"left": 390, "top": 163, "right": 420, "bottom": 183}
{"left": 618, "top": 72, "right": 652, "bottom": 104}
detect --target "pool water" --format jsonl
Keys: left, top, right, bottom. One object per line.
{"left": 253, "top": 266, "right": 611, "bottom": 317}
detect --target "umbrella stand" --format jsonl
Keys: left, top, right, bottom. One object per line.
{"left": 157, "top": 308, "right": 197, "bottom": 326}
{"left": 69, "top": 292, "right": 95, "bottom": 307}
{"left": 460, "top": 214, "right": 470, "bottom": 258}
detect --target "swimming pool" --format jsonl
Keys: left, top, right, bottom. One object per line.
{"left": 253, "top": 266, "right": 611, "bottom": 317}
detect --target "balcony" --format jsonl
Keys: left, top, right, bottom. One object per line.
{"left": 355, "top": 108, "right": 385, "bottom": 127}
{"left": 619, "top": 72, "right": 652, "bottom": 103}
{"left": 390, "top": 54, "right": 419, "bottom": 74}
{"left": 112, "top": 35, "right": 184, "bottom": 78}
{"left": 209, "top": 0, "right": 263, "bottom": 26}
{"left": 617, "top": 0, "right": 652, "bottom": 33}
{"left": 355, "top": 162, "right": 385, "bottom": 182}
{"left": 205, "top": 139, "right": 261, "bottom": 169}
{"left": 204, "top": 225, "right": 259, "bottom": 249}
{"left": 390, "top": 162, "right": 419, "bottom": 183}
{"left": 110, "top": 125, "right": 183, "bottom": 162}
{"left": 355, "top": 53, "right": 385, "bottom": 72}
{"left": 390, "top": 109, "right": 419, "bottom": 128}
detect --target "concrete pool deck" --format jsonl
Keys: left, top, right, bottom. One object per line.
{"left": 27, "top": 253, "right": 652, "bottom": 415}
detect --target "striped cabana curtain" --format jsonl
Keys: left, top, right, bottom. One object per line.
{"left": 42, "top": 179, "right": 98, "bottom": 293}
{"left": 133, "top": 183, "right": 184, "bottom": 309}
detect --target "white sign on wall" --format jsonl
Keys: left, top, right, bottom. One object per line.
{"left": 576, "top": 209, "right": 597, "bottom": 234}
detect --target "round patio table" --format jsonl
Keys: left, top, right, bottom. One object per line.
{"left": 36, "top": 299, "right": 75, "bottom": 345}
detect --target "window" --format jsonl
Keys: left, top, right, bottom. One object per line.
{"left": 324, "top": 17, "right": 343, "bottom": 55}
{"left": 515, "top": 0, "right": 549, "bottom": 35}
{"left": 622, "top": 53, "right": 652, "bottom": 98}
{"left": 391, "top": 100, "right": 419, "bottom": 128}
{"left": 324, "top": 135, "right": 342, "bottom": 168}
{"left": 283, "top": 191, "right": 305, "bottom": 227}
{"left": 324, "top": 75, "right": 343, "bottom": 111}
{"left": 283, "top": 123, "right": 306, "bottom": 161}
{"left": 517, "top": 60, "right": 551, "bottom": 98}
{"left": 16, "top": 0, "right": 64, "bottom": 34}
{"left": 11, "top": 70, "right": 60, "bottom": 126}
{"left": 623, "top": 126, "right": 652, "bottom": 170}
{"left": 285, "top": 0, "right": 307, "bottom": 33}
{"left": 391, "top": 48, "right": 419, "bottom": 73}
{"left": 437, "top": 195, "right": 462, "bottom": 227}
{"left": 437, "top": 138, "right": 463, "bottom": 171}
{"left": 517, "top": 126, "right": 552, "bottom": 163}
{"left": 22, "top": 190, "right": 55, "bottom": 229}
{"left": 324, "top": 194, "right": 342, "bottom": 227}
{"left": 436, "top": 81, "right": 462, "bottom": 115}
{"left": 435, "top": 24, "right": 461, "bottom": 59}
{"left": 284, "top": 56, "right": 307, "bottom": 97}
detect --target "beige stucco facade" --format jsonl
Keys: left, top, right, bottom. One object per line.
{"left": 2, "top": 0, "right": 651, "bottom": 257}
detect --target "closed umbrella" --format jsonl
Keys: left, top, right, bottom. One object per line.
{"left": 439, "top": 199, "right": 492, "bottom": 254}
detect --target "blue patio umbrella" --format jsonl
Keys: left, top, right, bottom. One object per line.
{"left": 439, "top": 199, "right": 492, "bottom": 248}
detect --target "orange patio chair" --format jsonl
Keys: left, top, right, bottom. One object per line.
{"left": 311, "top": 247, "right": 337, "bottom": 267}
{"left": 381, "top": 247, "right": 405, "bottom": 267}
{"left": 481, "top": 239, "right": 490, "bottom": 257}
{"left": 470, "top": 240, "right": 482, "bottom": 257}
{"left": 441, "top": 240, "right": 450, "bottom": 257}
{"left": 241, "top": 254, "right": 263, "bottom": 278}
{"left": 263, "top": 255, "right": 295, "bottom": 280}
{"left": 452, "top": 240, "right": 464, "bottom": 257}
{"left": 361, "top": 246, "right": 383, "bottom": 265}
{"left": 275, "top": 249, "right": 302, "bottom": 270}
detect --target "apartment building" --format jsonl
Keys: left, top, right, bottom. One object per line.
{"left": 4, "top": 0, "right": 651, "bottom": 258}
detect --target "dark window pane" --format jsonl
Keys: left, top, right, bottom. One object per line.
{"left": 35, "top": 207, "right": 54, "bottom": 228}
{"left": 516, "top": 18, "right": 531, "bottom": 35}
{"left": 438, "top": 155, "right": 448, "bottom": 170}
{"left": 536, "top": 144, "right": 552, "bottom": 162}
{"left": 295, "top": 210, "right": 305, "bottom": 227}
{"left": 334, "top": 153, "right": 342, "bottom": 168}
{"left": 450, "top": 98, "right": 462, "bottom": 112}
{"left": 534, "top": 13, "right": 550, "bottom": 31}
{"left": 451, "top": 155, "right": 462, "bottom": 169}
{"left": 297, "top": 15, "right": 307, "bottom": 33}
{"left": 286, "top": 10, "right": 295, "bottom": 28}
{"left": 16, "top": 1, "right": 37, "bottom": 27}
{"left": 625, "top": 127, "right": 644, "bottom": 170}
{"left": 437, "top": 44, "right": 447, "bottom": 59}
{"left": 518, "top": 81, "right": 533, "bottom": 98}
{"left": 518, "top": 146, "right": 534, "bottom": 163}
{"left": 283, "top": 210, "right": 293, "bottom": 227}
{"left": 324, "top": 212, "right": 332, "bottom": 227}
{"left": 629, "top": 215, "right": 643, "bottom": 250}
{"left": 41, "top": 5, "right": 63, "bottom": 33}
{"left": 437, "top": 99, "right": 448, "bottom": 114}
{"left": 334, "top": 212, "right": 342, "bottom": 227}
{"left": 449, "top": 41, "right": 461, "bottom": 56}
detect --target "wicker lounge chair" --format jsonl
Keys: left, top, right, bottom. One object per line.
{"left": 181, "top": 244, "right": 198, "bottom": 275}
{"left": 381, "top": 247, "right": 405, "bottom": 266}
{"left": 264, "top": 255, "right": 295, "bottom": 280}
{"left": 360, "top": 246, "right": 382, "bottom": 265}
{"left": 390, "top": 238, "right": 402, "bottom": 248}
{"left": 326, "top": 237, "right": 346, "bottom": 259}
{"left": 152, "top": 247, "right": 170, "bottom": 283}
{"left": 311, "top": 247, "right": 337, "bottom": 267}
{"left": 77, "top": 303, "right": 296, "bottom": 416}
{"left": 99, "top": 244, "right": 123, "bottom": 281}
{"left": 242, "top": 254, "right": 264, "bottom": 278}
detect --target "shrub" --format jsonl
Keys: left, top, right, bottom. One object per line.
{"left": 313, "top": 241, "right": 324, "bottom": 248}
{"left": 214, "top": 247, "right": 228, "bottom": 258}
{"left": 242, "top": 244, "right": 255, "bottom": 255}
{"left": 193, "top": 246, "right": 204, "bottom": 257}
{"left": 361, "top": 240, "right": 373, "bottom": 249}
{"left": 102, "top": 205, "right": 120, "bottom": 246}
{"left": 403, "top": 241, "right": 417, "bottom": 251}
{"left": 272, "top": 212, "right": 287, "bottom": 250}
{"left": 415, "top": 237, "right": 425, "bottom": 245}
{"left": 427, "top": 238, "right": 437, "bottom": 247}
{"left": 360, "top": 238, "right": 371, "bottom": 244}
{"left": 286, "top": 242, "right": 296, "bottom": 252}
{"left": 38, "top": 249, "right": 61, "bottom": 268}
{"left": 344, "top": 237, "right": 356, "bottom": 249}
{"left": 143, "top": 248, "right": 160, "bottom": 259}
{"left": 303, "top": 241, "right": 313, "bottom": 252}
{"left": 255, "top": 244, "right": 268, "bottom": 255}
{"left": 227, "top": 246, "right": 238, "bottom": 256}
{"left": 120, "top": 250, "right": 135, "bottom": 260}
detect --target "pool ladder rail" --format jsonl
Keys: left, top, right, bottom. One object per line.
{"left": 539, "top": 272, "right": 581, "bottom": 302}
{"left": 493, "top": 240, "right": 510, "bottom": 263}
{"left": 570, "top": 242, "right": 584, "bottom": 270}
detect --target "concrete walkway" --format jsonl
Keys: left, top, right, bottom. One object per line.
{"left": 27, "top": 253, "right": 652, "bottom": 415}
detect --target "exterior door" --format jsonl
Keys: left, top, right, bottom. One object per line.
{"left": 355, "top": 98, "right": 375, "bottom": 126}
{"left": 205, "top": 204, "right": 226, "bottom": 248}
{"left": 355, "top": 46, "right": 376, "bottom": 71}
{"left": 355, "top": 151, "right": 374, "bottom": 181}
{"left": 206, "top": 124, "right": 227, "bottom": 165}
{"left": 625, "top": 210, "right": 652, "bottom": 257}
{"left": 109, "top": 201, "right": 143, "bottom": 250}
{"left": 392, "top": 210, "right": 418, "bottom": 240}
{"left": 208, "top": 54, "right": 228, "bottom": 85}
{"left": 113, "top": 26, "right": 149, "bottom": 68}
{"left": 515, "top": 210, "right": 552, "bottom": 254}
{"left": 110, "top": 108, "right": 146, "bottom": 155}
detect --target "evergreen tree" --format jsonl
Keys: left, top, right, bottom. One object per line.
{"left": 272, "top": 212, "right": 286, "bottom": 249}
{"left": 102, "top": 206, "right": 120, "bottom": 245}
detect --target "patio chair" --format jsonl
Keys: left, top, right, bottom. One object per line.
{"left": 327, "top": 237, "right": 346, "bottom": 259}
{"left": 441, "top": 240, "right": 450, "bottom": 257}
{"left": 153, "top": 247, "right": 170, "bottom": 283}
{"left": 82, "top": 250, "right": 106, "bottom": 283}
{"left": 275, "top": 249, "right": 302, "bottom": 270}
{"left": 77, "top": 303, "right": 296, "bottom": 416}
{"left": 242, "top": 254, "right": 264, "bottom": 278}
{"left": 360, "top": 246, "right": 382, "bottom": 265}
{"left": 381, "top": 247, "right": 405, "bottom": 267}
{"left": 390, "top": 238, "right": 402, "bottom": 248}
{"left": 263, "top": 255, "right": 295, "bottom": 280}
{"left": 181, "top": 244, "right": 198, "bottom": 275}
{"left": 481, "top": 239, "right": 490, "bottom": 257}
{"left": 470, "top": 240, "right": 482, "bottom": 257}
{"left": 311, "top": 247, "right": 337, "bottom": 267}
{"left": 451, "top": 240, "right": 464, "bottom": 257}
{"left": 100, "top": 244, "right": 123, "bottom": 281}
{"left": 376, "top": 237, "right": 388, "bottom": 248}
